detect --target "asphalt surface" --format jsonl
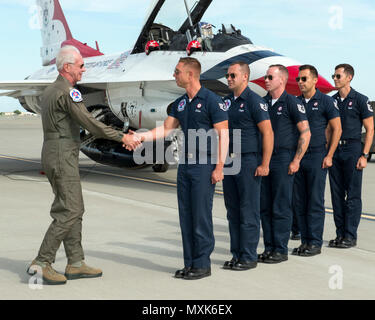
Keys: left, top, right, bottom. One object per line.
{"left": 0, "top": 115, "right": 374, "bottom": 300}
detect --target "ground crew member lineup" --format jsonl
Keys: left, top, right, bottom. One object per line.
{"left": 28, "top": 46, "right": 374, "bottom": 284}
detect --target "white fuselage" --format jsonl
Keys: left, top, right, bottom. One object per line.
{"left": 26, "top": 43, "right": 300, "bottom": 129}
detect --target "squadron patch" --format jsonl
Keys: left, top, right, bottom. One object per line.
{"left": 70, "top": 89, "right": 83, "bottom": 103}
{"left": 367, "top": 100, "right": 373, "bottom": 112}
{"left": 223, "top": 99, "right": 231, "bottom": 110}
{"left": 297, "top": 104, "right": 306, "bottom": 114}
{"left": 178, "top": 99, "right": 186, "bottom": 112}
{"left": 260, "top": 103, "right": 268, "bottom": 112}
{"left": 219, "top": 101, "right": 229, "bottom": 112}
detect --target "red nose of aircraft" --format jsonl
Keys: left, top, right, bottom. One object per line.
{"left": 251, "top": 65, "right": 335, "bottom": 96}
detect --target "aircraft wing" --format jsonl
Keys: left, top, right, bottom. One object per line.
{"left": 0, "top": 80, "right": 53, "bottom": 90}
{"left": 0, "top": 80, "right": 53, "bottom": 98}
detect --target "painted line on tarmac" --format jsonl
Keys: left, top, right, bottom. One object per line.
{"left": 1, "top": 154, "right": 375, "bottom": 221}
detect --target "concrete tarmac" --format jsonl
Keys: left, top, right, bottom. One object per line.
{"left": 0, "top": 116, "right": 374, "bottom": 300}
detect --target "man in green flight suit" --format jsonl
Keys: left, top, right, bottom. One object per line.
{"left": 27, "top": 46, "right": 139, "bottom": 285}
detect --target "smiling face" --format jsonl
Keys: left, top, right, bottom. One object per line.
{"left": 65, "top": 52, "right": 86, "bottom": 84}
{"left": 333, "top": 67, "right": 352, "bottom": 90}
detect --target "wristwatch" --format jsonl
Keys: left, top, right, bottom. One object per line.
{"left": 362, "top": 153, "right": 370, "bottom": 159}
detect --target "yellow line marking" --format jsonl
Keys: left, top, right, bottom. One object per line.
{"left": 0, "top": 155, "right": 40, "bottom": 164}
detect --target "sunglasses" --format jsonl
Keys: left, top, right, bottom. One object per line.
{"left": 264, "top": 75, "right": 273, "bottom": 80}
{"left": 296, "top": 76, "right": 307, "bottom": 82}
{"left": 225, "top": 73, "right": 236, "bottom": 79}
{"left": 332, "top": 74, "right": 342, "bottom": 80}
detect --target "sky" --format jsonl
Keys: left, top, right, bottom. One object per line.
{"left": 0, "top": 0, "right": 374, "bottom": 112}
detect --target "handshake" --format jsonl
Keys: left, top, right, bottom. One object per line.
{"left": 121, "top": 130, "right": 144, "bottom": 151}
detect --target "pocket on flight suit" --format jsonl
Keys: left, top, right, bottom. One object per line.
{"left": 58, "top": 140, "right": 80, "bottom": 179}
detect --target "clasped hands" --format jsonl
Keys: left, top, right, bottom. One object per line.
{"left": 122, "top": 130, "right": 143, "bottom": 151}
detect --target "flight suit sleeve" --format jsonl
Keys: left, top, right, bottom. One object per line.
{"left": 61, "top": 95, "right": 124, "bottom": 143}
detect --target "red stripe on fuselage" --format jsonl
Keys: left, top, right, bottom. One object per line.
{"left": 251, "top": 65, "right": 335, "bottom": 96}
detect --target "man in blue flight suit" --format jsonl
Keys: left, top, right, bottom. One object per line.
{"left": 292, "top": 65, "right": 342, "bottom": 256}
{"left": 258, "top": 64, "right": 311, "bottom": 264}
{"left": 222, "top": 61, "right": 274, "bottom": 271}
{"left": 132, "top": 57, "right": 229, "bottom": 279}
{"left": 328, "top": 64, "right": 374, "bottom": 248}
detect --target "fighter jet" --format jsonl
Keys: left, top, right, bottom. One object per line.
{"left": 0, "top": 0, "right": 335, "bottom": 172}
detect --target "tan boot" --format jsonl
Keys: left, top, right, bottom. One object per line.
{"left": 27, "top": 260, "right": 67, "bottom": 285}
{"left": 65, "top": 261, "right": 103, "bottom": 280}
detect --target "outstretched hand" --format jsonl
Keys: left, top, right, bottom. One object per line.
{"left": 122, "top": 130, "right": 142, "bottom": 151}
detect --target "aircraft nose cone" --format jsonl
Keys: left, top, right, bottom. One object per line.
{"left": 316, "top": 74, "right": 336, "bottom": 94}
{"left": 284, "top": 66, "right": 335, "bottom": 95}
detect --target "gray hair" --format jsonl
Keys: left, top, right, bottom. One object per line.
{"left": 56, "top": 45, "right": 80, "bottom": 71}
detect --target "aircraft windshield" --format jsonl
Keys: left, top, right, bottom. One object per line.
{"left": 152, "top": 0, "right": 197, "bottom": 31}
{"left": 131, "top": 0, "right": 252, "bottom": 54}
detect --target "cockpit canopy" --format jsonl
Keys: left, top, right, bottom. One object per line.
{"left": 131, "top": 0, "right": 252, "bottom": 54}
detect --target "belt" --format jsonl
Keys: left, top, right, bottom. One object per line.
{"left": 229, "top": 152, "right": 257, "bottom": 158}
{"left": 44, "top": 132, "right": 79, "bottom": 142}
{"left": 338, "top": 139, "right": 361, "bottom": 146}
{"left": 184, "top": 152, "right": 212, "bottom": 159}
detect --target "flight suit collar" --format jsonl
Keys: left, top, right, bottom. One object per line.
{"left": 299, "top": 88, "right": 323, "bottom": 102}
{"left": 333, "top": 87, "right": 356, "bottom": 101}
{"left": 55, "top": 74, "right": 73, "bottom": 90}
{"left": 183, "top": 86, "right": 208, "bottom": 102}
{"left": 234, "top": 86, "right": 252, "bottom": 101}
{"left": 265, "top": 89, "right": 288, "bottom": 104}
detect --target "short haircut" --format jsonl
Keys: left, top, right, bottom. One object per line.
{"left": 179, "top": 57, "right": 201, "bottom": 74}
{"left": 269, "top": 64, "right": 289, "bottom": 80}
{"left": 299, "top": 64, "right": 318, "bottom": 78}
{"left": 56, "top": 45, "right": 80, "bottom": 71}
{"left": 335, "top": 63, "right": 355, "bottom": 78}
{"left": 229, "top": 61, "right": 250, "bottom": 76}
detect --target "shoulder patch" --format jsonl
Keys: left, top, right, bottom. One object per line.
{"left": 260, "top": 103, "right": 268, "bottom": 112}
{"left": 367, "top": 100, "right": 373, "bottom": 112}
{"left": 70, "top": 89, "right": 83, "bottom": 103}
{"left": 224, "top": 99, "right": 231, "bottom": 110}
{"left": 177, "top": 99, "right": 186, "bottom": 112}
{"left": 219, "top": 102, "right": 229, "bottom": 112}
{"left": 297, "top": 104, "right": 306, "bottom": 114}
{"left": 333, "top": 100, "right": 339, "bottom": 110}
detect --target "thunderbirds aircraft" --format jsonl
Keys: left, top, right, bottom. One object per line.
{"left": 0, "top": 0, "right": 335, "bottom": 172}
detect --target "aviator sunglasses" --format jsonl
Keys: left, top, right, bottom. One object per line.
{"left": 332, "top": 74, "right": 342, "bottom": 80}
{"left": 264, "top": 75, "right": 273, "bottom": 80}
{"left": 296, "top": 76, "right": 307, "bottom": 82}
{"left": 225, "top": 73, "right": 236, "bottom": 79}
